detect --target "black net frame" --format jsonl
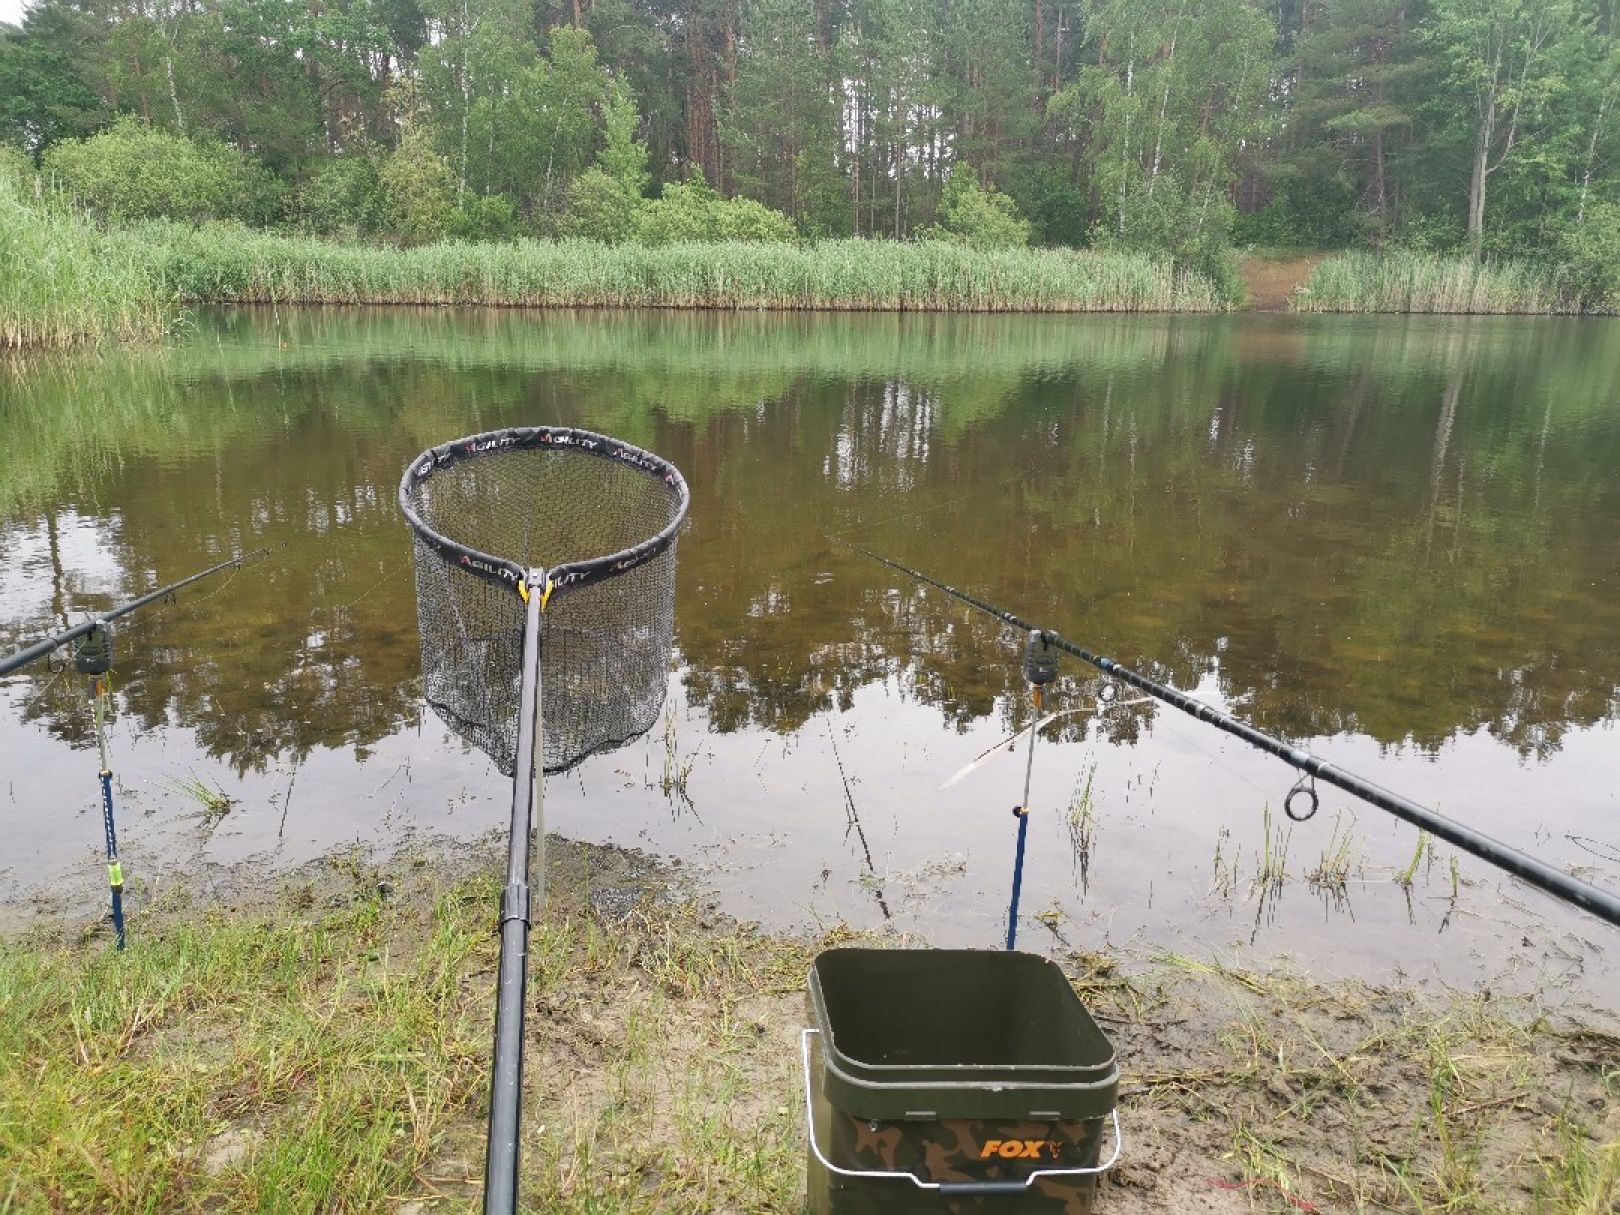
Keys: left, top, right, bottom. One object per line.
{"left": 399, "top": 425, "right": 689, "bottom": 776}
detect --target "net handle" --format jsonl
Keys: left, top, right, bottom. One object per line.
{"left": 399, "top": 425, "right": 691, "bottom": 601}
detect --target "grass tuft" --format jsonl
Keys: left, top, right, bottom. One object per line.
{"left": 1295, "top": 251, "right": 1579, "bottom": 314}
{"left": 4, "top": 838, "right": 1615, "bottom": 1214}
{"left": 0, "top": 168, "right": 175, "bottom": 349}
{"left": 131, "top": 222, "right": 1232, "bottom": 313}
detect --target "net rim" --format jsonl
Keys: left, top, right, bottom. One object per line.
{"left": 399, "top": 425, "right": 690, "bottom": 601}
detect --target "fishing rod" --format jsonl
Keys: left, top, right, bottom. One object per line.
{"left": 74, "top": 622, "right": 125, "bottom": 949}
{"left": 841, "top": 542, "right": 1620, "bottom": 931}
{"left": 0, "top": 548, "right": 269, "bottom": 679}
{"left": 0, "top": 546, "right": 267, "bottom": 950}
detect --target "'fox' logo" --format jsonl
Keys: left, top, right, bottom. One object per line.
{"left": 978, "top": 1139, "right": 1062, "bottom": 1160}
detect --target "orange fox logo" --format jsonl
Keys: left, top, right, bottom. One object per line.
{"left": 978, "top": 1138, "right": 1061, "bottom": 1160}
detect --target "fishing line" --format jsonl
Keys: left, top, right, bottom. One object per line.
{"left": 825, "top": 721, "right": 893, "bottom": 922}
{"left": 839, "top": 541, "right": 1620, "bottom": 931}
{"left": 833, "top": 468, "right": 1029, "bottom": 539}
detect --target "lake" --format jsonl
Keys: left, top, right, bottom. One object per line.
{"left": 2, "top": 308, "right": 1617, "bottom": 1012}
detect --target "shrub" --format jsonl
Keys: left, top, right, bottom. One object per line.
{"left": 298, "top": 155, "right": 387, "bottom": 237}
{"left": 566, "top": 167, "right": 639, "bottom": 243}
{"left": 918, "top": 165, "right": 1031, "bottom": 249}
{"left": 449, "top": 192, "right": 520, "bottom": 242}
{"left": 1558, "top": 203, "right": 1620, "bottom": 313}
{"left": 632, "top": 179, "right": 796, "bottom": 244}
{"left": 379, "top": 127, "right": 455, "bottom": 244}
{"left": 1091, "top": 176, "right": 1243, "bottom": 304}
{"left": 41, "top": 116, "right": 274, "bottom": 223}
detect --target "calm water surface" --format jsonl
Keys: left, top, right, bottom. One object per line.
{"left": 2, "top": 309, "right": 1617, "bottom": 1010}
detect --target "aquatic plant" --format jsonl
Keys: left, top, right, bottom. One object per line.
{"left": 134, "top": 223, "right": 1232, "bottom": 312}
{"left": 1295, "top": 252, "right": 1580, "bottom": 314}
{"left": 0, "top": 166, "right": 174, "bottom": 349}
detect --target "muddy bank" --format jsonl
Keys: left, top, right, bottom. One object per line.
{"left": 2, "top": 834, "right": 1615, "bottom": 1213}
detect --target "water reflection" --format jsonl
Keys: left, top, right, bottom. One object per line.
{"left": 2, "top": 310, "right": 1619, "bottom": 998}
{"left": 2, "top": 309, "right": 1617, "bottom": 769}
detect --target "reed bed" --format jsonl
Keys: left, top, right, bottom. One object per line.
{"left": 0, "top": 172, "right": 174, "bottom": 349}
{"left": 1295, "top": 251, "right": 1578, "bottom": 314}
{"left": 136, "top": 223, "right": 1230, "bottom": 312}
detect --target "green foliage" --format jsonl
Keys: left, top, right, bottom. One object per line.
{"left": 1276, "top": 0, "right": 1427, "bottom": 246}
{"left": 2, "top": 0, "right": 1619, "bottom": 294}
{"left": 721, "top": 0, "right": 845, "bottom": 231}
{"left": 297, "top": 155, "right": 387, "bottom": 238}
{"left": 0, "top": 1, "right": 106, "bottom": 156}
{"left": 1011, "top": 166, "right": 1091, "bottom": 248}
{"left": 448, "top": 192, "right": 520, "bottom": 241}
{"left": 565, "top": 83, "right": 649, "bottom": 243}
{"left": 0, "top": 155, "right": 173, "bottom": 347}
{"left": 632, "top": 179, "right": 797, "bottom": 245}
{"left": 1297, "top": 251, "right": 1575, "bottom": 313}
{"left": 41, "top": 116, "right": 276, "bottom": 224}
{"left": 595, "top": 82, "right": 649, "bottom": 200}
{"left": 1424, "top": 0, "right": 1584, "bottom": 253}
{"left": 458, "top": 23, "right": 617, "bottom": 220}
{"left": 566, "top": 168, "right": 640, "bottom": 243}
{"left": 1095, "top": 177, "right": 1244, "bottom": 302}
{"left": 134, "top": 223, "right": 1226, "bottom": 311}
{"left": 1055, "top": 0, "right": 1273, "bottom": 262}
{"left": 1558, "top": 203, "right": 1620, "bottom": 313}
{"left": 379, "top": 126, "right": 455, "bottom": 244}
{"left": 917, "top": 166, "right": 1031, "bottom": 249}
{"left": 0, "top": 143, "right": 32, "bottom": 184}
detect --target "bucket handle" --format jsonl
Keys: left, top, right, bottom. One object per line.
{"left": 800, "top": 1028, "right": 1122, "bottom": 1194}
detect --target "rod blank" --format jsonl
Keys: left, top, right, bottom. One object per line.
{"left": 484, "top": 569, "right": 543, "bottom": 1215}
{"left": 0, "top": 548, "right": 269, "bottom": 679}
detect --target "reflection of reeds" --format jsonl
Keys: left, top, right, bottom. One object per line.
{"left": 1211, "top": 827, "right": 1240, "bottom": 898}
{"left": 1306, "top": 812, "right": 1359, "bottom": 898}
{"left": 1065, "top": 763, "right": 1098, "bottom": 891}
{"left": 1397, "top": 831, "right": 1432, "bottom": 888}
{"left": 1254, "top": 803, "right": 1291, "bottom": 899}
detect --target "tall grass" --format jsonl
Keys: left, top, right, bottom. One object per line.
{"left": 1295, "top": 251, "right": 1578, "bottom": 314}
{"left": 0, "top": 168, "right": 175, "bottom": 349}
{"left": 133, "top": 222, "right": 1232, "bottom": 312}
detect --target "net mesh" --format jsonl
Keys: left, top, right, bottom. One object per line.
{"left": 402, "top": 430, "right": 686, "bottom": 776}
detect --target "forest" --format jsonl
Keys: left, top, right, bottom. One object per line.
{"left": 1, "top": 0, "right": 1618, "bottom": 314}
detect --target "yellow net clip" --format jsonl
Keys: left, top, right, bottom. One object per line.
{"left": 107, "top": 861, "right": 123, "bottom": 888}
{"left": 539, "top": 577, "right": 555, "bottom": 612}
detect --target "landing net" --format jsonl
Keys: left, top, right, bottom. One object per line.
{"left": 399, "top": 426, "right": 689, "bottom": 775}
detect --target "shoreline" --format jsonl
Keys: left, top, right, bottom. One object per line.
{"left": 2, "top": 833, "right": 1615, "bottom": 1213}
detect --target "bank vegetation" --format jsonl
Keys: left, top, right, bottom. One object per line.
{"left": 0, "top": 837, "right": 1614, "bottom": 1213}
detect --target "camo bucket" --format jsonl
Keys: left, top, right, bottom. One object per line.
{"left": 802, "top": 948, "right": 1120, "bottom": 1214}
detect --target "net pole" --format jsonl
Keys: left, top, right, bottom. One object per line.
{"left": 484, "top": 570, "right": 543, "bottom": 1215}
